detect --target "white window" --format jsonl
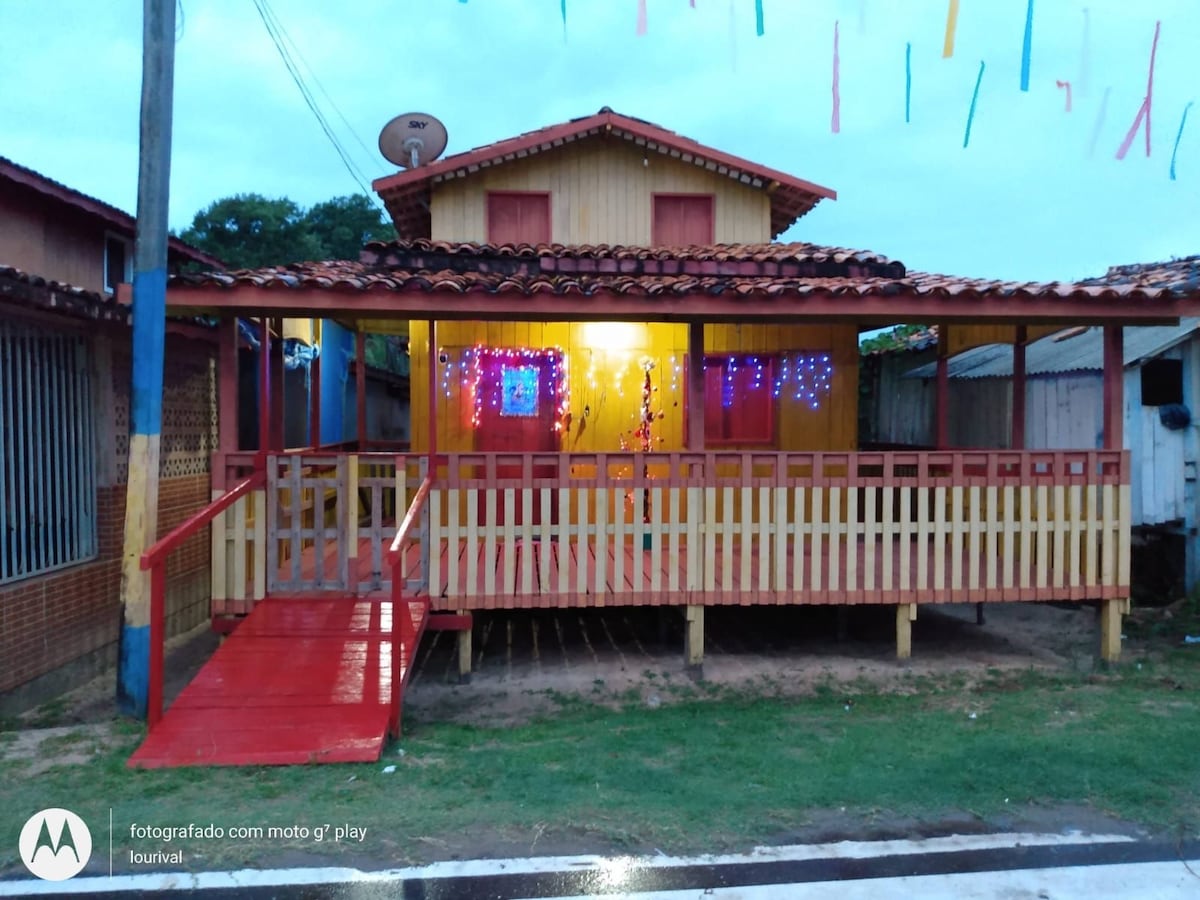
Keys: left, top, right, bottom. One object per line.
{"left": 0, "top": 320, "right": 97, "bottom": 583}
{"left": 104, "top": 233, "right": 132, "bottom": 293}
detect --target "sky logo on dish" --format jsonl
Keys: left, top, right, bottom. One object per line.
{"left": 18, "top": 808, "right": 92, "bottom": 881}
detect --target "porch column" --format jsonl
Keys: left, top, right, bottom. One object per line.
{"left": 685, "top": 321, "right": 705, "bottom": 675}
{"left": 1101, "top": 324, "right": 1126, "bottom": 662}
{"left": 258, "top": 318, "right": 271, "bottom": 452}
{"left": 309, "top": 320, "right": 322, "bottom": 447}
{"left": 428, "top": 319, "right": 438, "bottom": 463}
{"left": 1011, "top": 326, "right": 1027, "bottom": 449}
{"left": 1102, "top": 326, "right": 1124, "bottom": 451}
{"left": 270, "top": 317, "right": 285, "bottom": 451}
{"left": 935, "top": 325, "right": 950, "bottom": 448}
{"left": 218, "top": 317, "right": 239, "bottom": 454}
{"left": 355, "top": 328, "right": 367, "bottom": 448}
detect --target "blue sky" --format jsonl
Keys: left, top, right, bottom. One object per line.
{"left": 2, "top": 0, "right": 1198, "bottom": 282}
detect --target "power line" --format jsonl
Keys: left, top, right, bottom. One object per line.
{"left": 259, "top": 0, "right": 381, "bottom": 176}
{"left": 249, "top": 0, "right": 382, "bottom": 206}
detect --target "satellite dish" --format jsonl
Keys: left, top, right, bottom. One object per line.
{"left": 378, "top": 112, "right": 449, "bottom": 168}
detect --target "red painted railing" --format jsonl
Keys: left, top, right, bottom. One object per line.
{"left": 140, "top": 472, "right": 265, "bottom": 729}
{"left": 384, "top": 474, "right": 434, "bottom": 737}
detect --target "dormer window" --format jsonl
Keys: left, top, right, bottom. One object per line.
{"left": 486, "top": 192, "right": 551, "bottom": 245}
{"left": 104, "top": 233, "right": 132, "bottom": 293}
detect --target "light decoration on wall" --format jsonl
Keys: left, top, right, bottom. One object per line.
{"left": 455, "top": 345, "right": 569, "bottom": 430}
{"left": 701, "top": 352, "right": 834, "bottom": 411}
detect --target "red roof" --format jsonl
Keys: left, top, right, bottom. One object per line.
{"left": 1, "top": 265, "right": 130, "bottom": 323}
{"left": 0, "top": 156, "right": 224, "bottom": 270}
{"left": 172, "top": 238, "right": 1196, "bottom": 305}
{"left": 372, "top": 109, "right": 837, "bottom": 240}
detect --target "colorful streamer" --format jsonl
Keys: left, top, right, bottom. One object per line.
{"left": 1078, "top": 8, "right": 1091, "bottom": 98}
{"left": 963, "top": 60, "right": 985, "bottom": 148}
{"left": 905, "top": 42, "right": 912, "bottom": 124}
{"left": 1056, "top": 79, "right": 1072, "bottom": 113}
{"left": 859, "top": 0, "right": 866, "bottom": 35}
{"left": 1116, "top": 20, "right": 1161, "bottom": 160}
{"left": 561, "top": 0, "right": 567, "bottom": 40}
{"left": 1020, "top": 0, "right": 1034, "bottom": 92}
{"left": 831, "top": 21, "right": 841, "bottom": 134}
{"left": 1088, "top": 86, "right": 1111, "bottom": 158}
{"left": 636, "top": 0, "right": 647, "bottom": 35}
{"left": 690, "top": 0, "right": 696, "bottom": 7}
{"left": 943, "top": 0, "right": 959, "bottom": 59}
{"left": 1170, "top": 102, "right": 1194, "bottom": 181}
{"left": 755, "top": 0, "right": 764, "bottom": 36}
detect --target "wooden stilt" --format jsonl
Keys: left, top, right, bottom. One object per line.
{"left": 685, "top": 604, "right": 704, "bottom": 674}
{"left": 1100, "top": 598, "right": 1125, "bottom": 661}
{"left": 975, "top": 602, "right": 985, "bottom": 625}
{"left": 457, "top": 614, "right": 472, "bottom": 683}
{"left": 896, "top": 603, "right": 916, "bottom": 659}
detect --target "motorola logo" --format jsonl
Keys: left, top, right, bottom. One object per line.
{"left": 18, "top": 808, "right": 92, "bottom": 881}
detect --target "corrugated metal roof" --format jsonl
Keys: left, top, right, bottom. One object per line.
{"left": 905, "top": 319, "right": 1200, "bottom": 380}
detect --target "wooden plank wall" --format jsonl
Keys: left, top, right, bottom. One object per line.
{"left": 408, "top": 322, "right": 859, "bottom": 457}
{"left": 429, "top": 139, "right": 771, "bottom": 245}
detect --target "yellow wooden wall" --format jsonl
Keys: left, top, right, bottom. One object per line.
{"left": 408, "top": 321, "right": 858, "bottom": 454}
{"left": 945, "top": 324, "right": 1063, "bottom": 356}
{"left": 430, "top": 139, "right": 771, "bottom": 245}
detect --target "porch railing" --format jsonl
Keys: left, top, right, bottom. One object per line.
{"left": 211, "top": 449, "right": 1131, "bottom": 612}
{"left": 424, "top": 450, "right": 1131, "bottom": 608}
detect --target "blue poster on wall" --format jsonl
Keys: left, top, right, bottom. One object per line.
{"left": 501, "top": 365, "right": 539, "bottom": 417}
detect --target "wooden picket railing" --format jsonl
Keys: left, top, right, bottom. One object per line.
{"left": 210, "top": 449, "right": 1131, "bottom": 614}
{"left": 423, "top": 450, "right": 1131, "bottom": 609}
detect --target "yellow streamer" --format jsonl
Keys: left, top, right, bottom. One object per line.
{"left": 943, "top": 0, "right": 960, "bottom": 58}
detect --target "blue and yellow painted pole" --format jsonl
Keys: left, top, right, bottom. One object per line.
{"left": 118, "top": 0, "right": 176, "bottom": 717}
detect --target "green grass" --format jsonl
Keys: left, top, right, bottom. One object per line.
{"left": 3, "top": 654, "right": 1199, "bottom": 874}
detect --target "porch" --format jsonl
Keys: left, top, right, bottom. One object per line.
{"left": 208, "top": 447, "right": 1131, "bottom": 668}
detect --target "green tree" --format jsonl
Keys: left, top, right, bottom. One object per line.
{"left": 177, "top": 193, "right": 395, "bottom": 270}
{"left": 305, "top": 195, "right": 395, "bottom": 260}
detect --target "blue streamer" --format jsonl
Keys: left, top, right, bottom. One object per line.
{"left": 964, "top": 60, "right": 986, "bottom": 148}
{"left": 755, "top": 0, "right": 764, "bottom": 36}
{"left": 1020, "top": 0, "right": 1034, "bottom": 92}
{"left": 561, "top": 0, "right": 567, "bottom": 39}
{"left": 1171, "top": 102, "right": 1194, "bottom": 181}
{"left": 905, "top": 42, "right": 912, "bottom": 123}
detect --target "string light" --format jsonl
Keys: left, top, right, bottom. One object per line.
{"left": 462, "top": 344, "right": 569, "bottom": 430}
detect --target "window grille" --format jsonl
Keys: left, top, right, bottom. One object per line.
{"left": 1, "top": 320, "right": 97, "bottom": 583}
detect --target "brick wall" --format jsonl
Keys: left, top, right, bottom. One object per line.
{"left": 0, "top": 327, "right": 216, "bottom": 702}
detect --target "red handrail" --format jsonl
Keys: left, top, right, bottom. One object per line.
{"left": 140, "top": 471, "right": 264, "bottom": 728}
{"left": 387, "top": 474, "right": 433, "bottom": 737}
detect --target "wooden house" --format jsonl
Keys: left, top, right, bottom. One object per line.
{"left": 128, "top": 110, "right": 1200, "bottom": 766}
{"left": 0, "top": 157, "right": 221, "bottom": 712}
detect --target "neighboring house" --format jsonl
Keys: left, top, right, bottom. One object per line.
{"left": 126, "top": 109, "right": 1200, "bottom": 766}
{"left": 0, "top": 157, "right": 221, "bottom": 712}
{"left": 859, "top": 325, "right": 938, "bottom": 447}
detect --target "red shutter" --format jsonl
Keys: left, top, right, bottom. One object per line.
{"left": 487, "top": 192, "right": 551, "bottom": 244}
{"left": 702, "top": 356, "right": 775, "bottom": 446}
{"left": 652, "top": 194, "right": 714, "bottom": 246}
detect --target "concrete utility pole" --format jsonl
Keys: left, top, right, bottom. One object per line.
{"left": 118, "top": 0, "right": 176, "bottom": 716}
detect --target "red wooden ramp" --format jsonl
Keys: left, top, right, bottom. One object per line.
{"left": 129, "top": 597, "right": 426, "bottom": 768}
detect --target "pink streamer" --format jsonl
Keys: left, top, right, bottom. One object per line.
{"left": 832, "top": 21, "right": 841, "bottom": 134}
{"left": 1115, "top": 21, "right": 1160, "bottom": 160}
{"left": 1056, "top": 80, "right": 1072, "bottom": 113}
{"left": 637, "top": 0, "right": 647, "bottom": 35}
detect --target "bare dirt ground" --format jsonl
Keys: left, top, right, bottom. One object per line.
{"left": 403, "top": 601, "right": 1105, "bottom": 726}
